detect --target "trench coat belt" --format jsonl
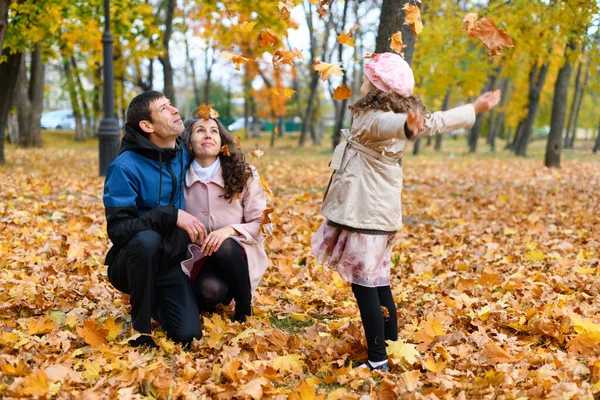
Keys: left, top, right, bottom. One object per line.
{"left": 329, "top": 129, "right": 398, "bottom": 170}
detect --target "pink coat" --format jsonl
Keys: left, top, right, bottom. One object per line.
{"left": 180, "top": 165, "right": 269, "bottom": 292}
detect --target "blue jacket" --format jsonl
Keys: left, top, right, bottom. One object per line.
{"left": 103, "top": 123, "right": 191, "bottom": 268}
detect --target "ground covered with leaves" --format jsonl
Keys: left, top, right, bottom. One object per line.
{"left": 1, "top": 142, "right": 599, "bottom": 399}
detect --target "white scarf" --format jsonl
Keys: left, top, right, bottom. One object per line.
{"left": 192, "top": 158, "right": 220, "bottom": 182}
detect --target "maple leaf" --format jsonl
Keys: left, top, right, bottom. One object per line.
{"left": 288, "top": 379, "right": 324, "bottom": 400}
{"left": 197, "top": 103, "right": 219, "bottom": 120}
{"left": 337, "top": 31, "right": 355, "bottom": 47}
{"left": 249, "top": 149, "right": 264, "bottom": 158}
{"left": 423, "top": 354, "right": 446, "bottom": 373}
{"left": 27, "top": 316, "right": 58, "bottom": 335}
{"left": 234, "top": 136, "right": 242, "bottom": 149}
{"left": 221, "top": 51, "right": 250, "bottom": 71}
{"left": 403, "top": 4, "right": 423, "bottom": 35}
{"left": 238, "top": 377, "right": 268, "bottom": 400}
{"left": 567, "top": 333, "right": 597, "bottom": 356}
{"left": 272, "top": 354, "right": 305, "bottom": 375}
{"left": 333, "top": 84, "right": 352, "bottom": 100}
{"left": 104, "top": 316, "right": 122, "bottom": 341}
{"left": 221, "top": 145, "right": 231, "bottom": 157}
{"left": 272, "top": 87, "right": 296, "bottom": 100}
{"left": 76, "top": 319, "right": 108, "bottom": 349}
{"left": 273, "top": 49, "right": 297, "bottom": 68}
{"left": 386, "top": 340, "right": 420, "bottom": 364}
{"left": 221, "top": 358, "right": 241, "bottom": 382}
{"left": 390, "top": 31, "right": 406, "bottom": 56}
{"left": 278, "top": 0, "right": 294, "bottom": 20}
{"left": 238, "top": 21, "right": 257, "bottom": 33}
{"left": 0, "top": 362, "right": 27, "bottom": 376}
{"left": 485, "top": 342, "right": 517, "bottom": 363}
{"left": 378, "top": 378, "right": 399, "bottom": 400}
{"left": 19, "top": 371, "right": 50, "bottom": 397}
{"left": 258, "top": 28, "right": 278, "bottom": 47}
{"left": 463, "top": 15, "right": 514, "bottom": 58}
{"left": 312, "top": 60, "right": 344, "bottom": 81}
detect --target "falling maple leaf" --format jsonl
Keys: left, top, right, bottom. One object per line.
{"left": 249, "top": 149, "right": 264, "bottom": 158}
{"left": 258, "top": 28, "right": 278, "bottom": 47}
{"left": 312, "top": 60, "right": 344, "bottom": 81}
{"left": 336, "top": 31, "right": 355, "bottom": 47}
{"left": 238, "top": 21, "right": 257, "bottom": 33}
{"left": 271, "top": 87, "right": 296, "bottom": 100}
{"left": 462, "top": 14, "right": 514, "bottom": 57}
{"left": 273, "top": 49, "right": 297, "bottom": 68}
{"left": 278, "top": 0, "right": 294, "bottom": 20}
{"left": 274, "top": 127, "right": 280, "bottom": 136}
{"left": 333, "top": 84, "right": 352, "bottom": 100}
{"left": 390, "top": 31, "right": 406, "bottom": 56}
{"left": 234, "top": 135, "right": 242, "bottom": 149}
{"left": 197, "top": 103, "right": 219, "bottom": 120}
{"left": 403, "top": 4, "right": 423, "bottom": 35}
{"left": 221, "top": 51, "right": 250, "bottom": 70}
{"left": 220, "top": 145, "right": 231, "bottom": 157}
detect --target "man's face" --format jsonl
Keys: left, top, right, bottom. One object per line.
{"left": 143, "top": 97, "right": 184, "bottom": 146}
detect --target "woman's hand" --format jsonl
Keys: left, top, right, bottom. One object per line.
{"left": 473, "top": 90, "right": 501, "bottom": 114}
{"left": 201, "top": 226, "right": 237, "bottom": 256}
{"left": 406, "top": 110, "right": 424, "bottom": 138}
{"left": 177, "top": 209, "right": 207, "bottom": 243}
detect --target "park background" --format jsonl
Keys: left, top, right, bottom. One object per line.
{"left": 1, "top": 0, "right": 600, "bottom": 399}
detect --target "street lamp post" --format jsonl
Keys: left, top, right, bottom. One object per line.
{"left": 98, "top": 0, "right": 121, "bottom": 176}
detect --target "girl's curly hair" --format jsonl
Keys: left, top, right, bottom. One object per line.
{"left": 349, "top": 89, "right": 430, "bottom": 117}
{"left": 182, "top": 117, "right": 253, "bottom": 201}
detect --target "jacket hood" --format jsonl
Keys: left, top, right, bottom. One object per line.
{"left": 120, "top": 123, "right": 183, "bottom": 162}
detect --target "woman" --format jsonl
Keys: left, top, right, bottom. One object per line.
{"left": 180, "top": 116, "right": 269, "bottom": 322}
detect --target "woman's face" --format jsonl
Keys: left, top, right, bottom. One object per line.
{"left": 360, "top": 75, "right": 374, "bottom": 95}
{"left": 190, "top": 119, "right": 222, "bottom": 163}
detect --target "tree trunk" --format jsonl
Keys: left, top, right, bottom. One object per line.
{"left": 184, "top": 35, "right": 201, "bottom": 106}
{"left": 27, "top": 43, "right": 44, "bottom": 147}
{"left": 564, "top": 61, "right": 582, "bottom": 148}
{"left": 434, "top": 89, "right": 451, "bottom": 151}
{"left": 488, "top": 79, "right": 509, "bottom": 152}
{"left": 592, "top": 118, "right": 600, "bottom": 154}
{"left": 158, "top": 0, "right": 176, "bottom": 105}
{"left": 0, "top": 52, "right": 21, "bottom": 164}
{"left": 374, "top": 0, "right": 420, "bottom": 64}
{"left": 544, "top": 41, "right": 576, "bottom": 168}
{"left": 568, "top": 60, "right": 590, "bottom": 148}
{"left": 515, "top": 61, "right": 550, "bottom": 156}
{"left": 92, "top": 63, "right": 101, "bottom": 133}
{"left": 16, "top": 54, "right": 32, "bottom": 147}
{"left": 332, "top": 0, "right": 350, "bottom": 150}
{"left": 203, "top": 41, "right": 215, "bottom": 103}
{"left": 469, "top": 65, "right": 500, "bottom": 153}
{"left": 62, "top": 55, "right": 85, "bottom": 141}
{"left": 412, "top": 137, "right": 421, "bottom": 155}
{"left": 0, "top": 0, "right": 11, "bottom": 57}
{"left": 70, "top": 57, "right": 92, "bottom": 137}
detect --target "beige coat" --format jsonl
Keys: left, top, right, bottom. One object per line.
{"left": 181, "top": 166, "right": 268, "bottom": 292}
{"left": 321, "top": 104, "right": 476, "bottom": 231}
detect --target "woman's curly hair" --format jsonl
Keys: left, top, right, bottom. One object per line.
{"left": 182, "top": 117, "right": 253, "bottom": 201}
{"left": 349, "top": 89, "right": 430, "bottom": 118}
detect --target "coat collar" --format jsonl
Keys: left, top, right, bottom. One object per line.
{"left": 185, "top": 165, "right": 225, "bottom": 188}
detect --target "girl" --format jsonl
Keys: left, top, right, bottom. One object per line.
{"left": 180, "top": 116, "right": 269, "bottom": 322}
{"left": 311, "top": 52, "right": 500, "bottom": 371}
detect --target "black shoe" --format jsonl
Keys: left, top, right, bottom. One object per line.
{"left": 129, "top": 335, "right": 157, "bottom": 349}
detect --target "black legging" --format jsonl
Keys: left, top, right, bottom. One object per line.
{"left": 351, "top": 284, "right": 398, "bottom": 362}
{"left": 192, "top": 238, "right": 252, "bottom": 321}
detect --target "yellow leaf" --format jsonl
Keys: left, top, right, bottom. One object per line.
{"left": 525, "top": 250, "right": 545, "bottom": 261}
{"left": 238, "top": 21, "right": 257, "bottom": 33}
{"left": 104, "top": 316, "right": 122, "bottom": 341}
{"left": 336, "top": 31, "right": 355, "bottom": 46}
{"left": 222, "top": 358, "right": 241, "bottom": 382}
{"left": 27, "top": 317, "right": 57, "bottom": 335}
{"left": 238, "top": 377, "right": 267, "bottom": 400}
{"left": 390, "top": 31, "right": 405, "bottom": 55}
{"left": 0, "top": 362, "right": 28, "bottom": 376}
{"left": 272, "top": 354, "right": 305, "bottom": 375}
{"left": 289, "top": 379, "right": 324, "bottom": 400}
{"left": 291, "top": 312, "right": 307, "bottom": 322}
{"left": 312, "top": 60, "right": 344, "bottom": 81}
{"left": 423, "top": 354, "right": 446, "bottom": 373}
{"left": 484, "top": 342, "right": 517, "bottom": 364}
{"left": 221, "top": 51, "right": 251, "bottom": 70}
{"left": 333, "top": 84, "right": 352, "bottom": 100}
{"left": 82, "top": 361, "right": 101, "bottom": 381}
{"left": 19, "top": 371, "right": 50, "bottom": 397}
{"left": 403, "top": 4, "right": 423, "bottom": 35}
{"left": 386, "top": 340, "right": 420, "bottom": 364}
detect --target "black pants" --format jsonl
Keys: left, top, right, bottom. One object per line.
{"left": 352, "top": 284, "right": 398, "bottom": 362}
{"left": 107, "top": 230, "right": 202, "bottom": 344}
{"left": 191, "top": 238, "right": 252, "bottom": 321}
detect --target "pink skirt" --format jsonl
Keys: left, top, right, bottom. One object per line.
{"left": 311, "top": 221, "right": 396, "bottom": 287}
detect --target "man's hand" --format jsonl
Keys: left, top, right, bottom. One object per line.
{"left": 473, "top": 90, "right": 501, "bottom": 114}
{"left": 201, "top": 226, "right": 237, "bottom": 256}
{"left": 177, "top": 210, "right": 207, "bottom": 243}
{"left": 406, "top": 110, "right": 424, "bottom": 138}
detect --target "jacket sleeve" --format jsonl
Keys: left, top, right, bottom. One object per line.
{"left": 230, "top": 168, "right": 267, "bottom": 245}
{"left": 103, "top": 162, "right": 179, "bottom": 249}
{"left": 417, "top": 104, "right": 476, "bottom": 138}
{"left": 370, "top": 111, "right": 410, "bottom": 140}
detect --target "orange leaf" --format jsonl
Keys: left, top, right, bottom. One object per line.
{"left": 273, "top": 49, "right": 297, "bottom": 68}
{"left": 274, "top": 127, "right": 280, "bottom": 136}
{"left": 221, "top": 51, "right": 250, "bottom": 70}
{"left": 19, "top": 371, "right": 50, "bottom": 397}
{"left": 337, "top": 31, "right": 355, "bottom": 47}
{"left": 378, "top": 378, "right": 399, "bottom": 400}
{"left": 261, "top": 207, "right": 274, "bottom": 225}
{"left": 258, "top": 28, "right": 278, "bottom": 47}
{"left": 465, "top": 17, "right": 514, "bottom": 57}
{"left": 76, "top": 319, "right": 108, "bottom": 349}
{"left": 249, "top": 149, "right": 264, "bottom": 158}
{"left": 197, "top": 103, "right": 218, "bottom": 120}
{"left": 333, "top": 84, "right": 352, "bottom": 100}
{"left": 390, "top": 31, "right": 406, "bottom": 55}
{"left": 234, "top": 136, "right": 242, "bottom": 149}
{"left": 221, "top": 145, "right": 231, "bottom": 157}
{"left": 312, "top": 60, "right": 343, "bottom": 81}
{"left": 403, "top": 4, "right": 423, "bottom": 35}
{"left": 278, "top": 0, "right": 294, "bottom": 19}
{"left": 485, "top": 342, "right": 517, "bottom": 364}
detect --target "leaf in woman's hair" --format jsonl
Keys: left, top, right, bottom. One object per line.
{"left": 220, "top": 145, "right": 231, "bottom": 157}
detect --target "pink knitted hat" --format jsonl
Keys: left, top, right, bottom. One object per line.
{"left": 364, "top": 52, "right": 414, "bottom": 97}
